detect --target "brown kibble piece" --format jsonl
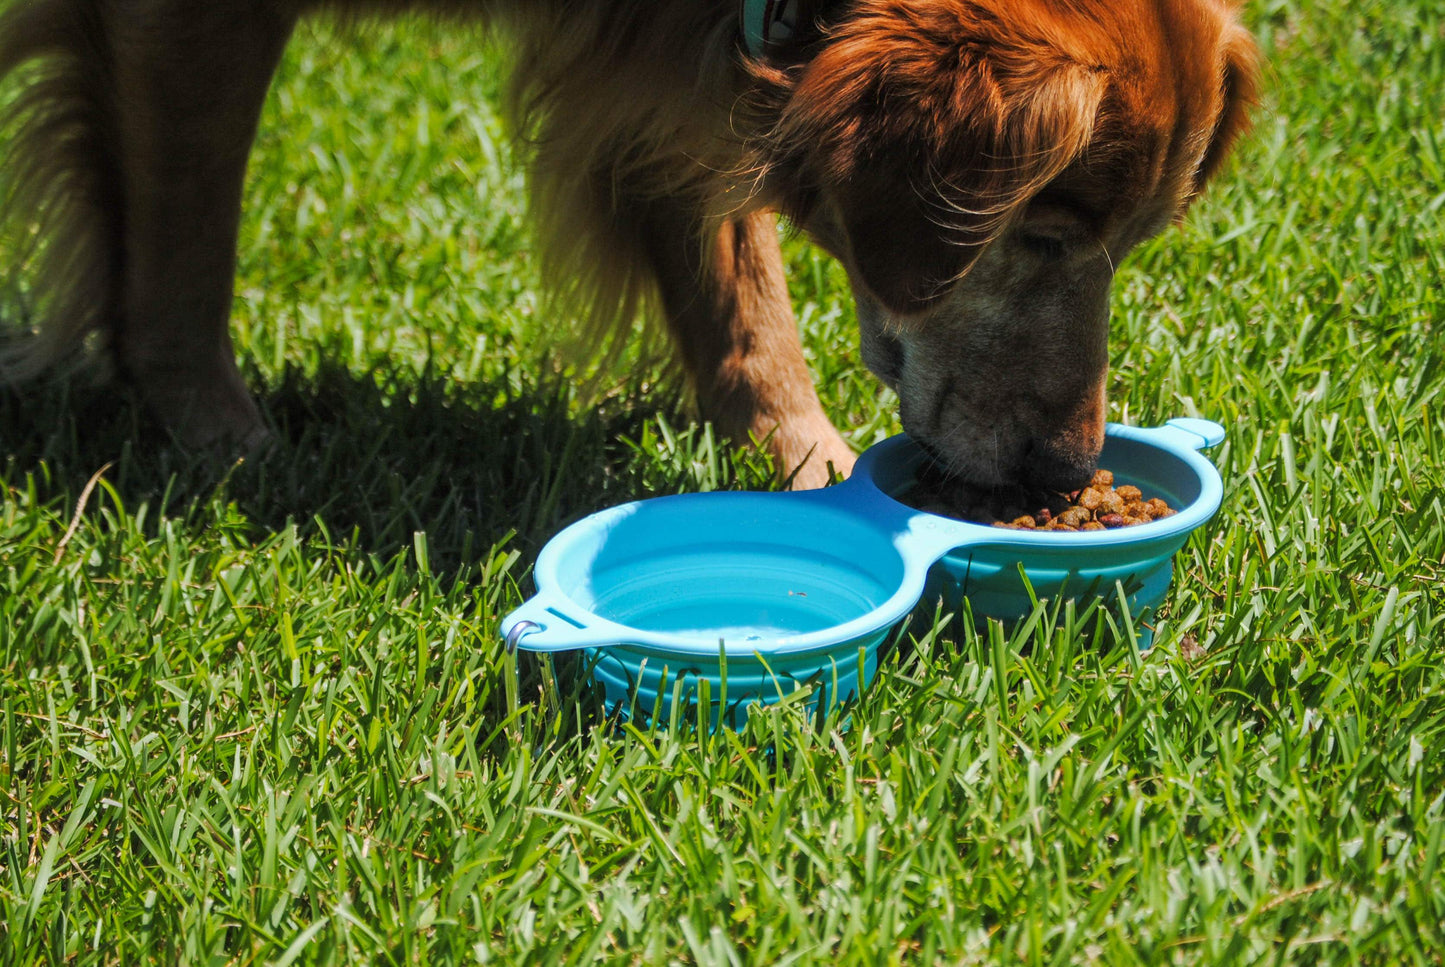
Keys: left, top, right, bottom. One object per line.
{"left": 1144, "top": 498, "right": 1172, "bottom": 519}
{"left": 1077, "top": 487, "right": 1105, "bottom": 511}
{"left": 1116, "top": 485, "right": 1143, "bottom": 503}
{"left": 1058, "top": 507, "right": 1093, "bottom": 528}
{"left": 1099, "top": 490, "right": 1125, "bottom": 515}
{"left": 1091, "top": 469, "right": 1114, "bottom": 488}
{"left": 1011, "top": 515, "right": 1037, "bottom": 529}
{"left": 1081, "top": 521, "right": 1106, "bottom": 531}
{"left": 1097, "top": 513, "right": 1127, "bottom": 528}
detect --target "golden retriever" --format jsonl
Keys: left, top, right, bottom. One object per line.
{"left": 0, "top": 0, "right": 1256, "bottom": 491}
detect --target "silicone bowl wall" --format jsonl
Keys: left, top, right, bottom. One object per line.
{"left": 581, "top": 636, "right": 882, "bottom": 729}
{"left": 860, "top": 430, "right": 1215, "bottom": 647}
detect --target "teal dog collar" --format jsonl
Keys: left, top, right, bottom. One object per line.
{"left": 740, "top": 0, "right": 799, "bottom": 57}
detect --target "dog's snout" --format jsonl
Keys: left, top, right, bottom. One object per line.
{"left": 913, "top": 436, "right": 950, "bottom": 469}
{"left": 1021, "top": 437, "right": 1099, "bottom": 492}
{"left": 858, "top": 304, "right": 904, "bottom": 390}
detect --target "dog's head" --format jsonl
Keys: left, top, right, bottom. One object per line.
{"left": 747, "top": 0, "right": 1258, "bottom": 489}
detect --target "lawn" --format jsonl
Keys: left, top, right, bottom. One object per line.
{"left": 2, "top": 1, "right": 1444, "bottom": 963}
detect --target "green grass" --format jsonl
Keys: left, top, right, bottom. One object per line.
{"left": 2, "top": 2, "right": 1444, "bottom": 963}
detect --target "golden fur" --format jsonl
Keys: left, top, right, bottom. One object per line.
{"left": 0, "top": 0, "right": 1257, "bottom": 489}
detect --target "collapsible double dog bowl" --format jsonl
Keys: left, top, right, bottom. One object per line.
{"left": 501, "top": 418, "right": 1226, "bottom": 727}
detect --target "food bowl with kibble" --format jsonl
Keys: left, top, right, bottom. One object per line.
{"left": 501, "top": 417, "right": 1225, "bottom": 728}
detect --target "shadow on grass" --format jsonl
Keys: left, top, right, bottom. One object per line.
{"left": 1, "top": 362, "right": 801, "bottom": 748}
{"left": 0, "top": 361, "right": 680, "bottom": 571}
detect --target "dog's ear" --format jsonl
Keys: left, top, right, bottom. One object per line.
{"left": 775, "top": 17, "right": 1109, "bottom": 313}
{"left": 1193, "top": 20, "right": 1260, "bottom": 193}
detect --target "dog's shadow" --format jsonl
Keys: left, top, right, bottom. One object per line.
{"left": 2, "top": 364, "right": 726, "bottom": 734}
{"left": 2, "top": 362, "right": 696, "bottom": 566}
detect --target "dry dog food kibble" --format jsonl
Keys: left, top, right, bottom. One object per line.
{"left": 907, "top": 467, "right": 1176, "bottom": 531}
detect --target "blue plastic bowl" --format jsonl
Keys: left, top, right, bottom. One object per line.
{"left": 501, "top": 418, "right": 1225, "bottom": 727}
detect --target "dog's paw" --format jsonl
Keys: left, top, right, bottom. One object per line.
{"left": 769, "top": 419, "right": 856, "bottom": 491}
{"left": 131, "top": 363, "right": 271, "bottom": 458}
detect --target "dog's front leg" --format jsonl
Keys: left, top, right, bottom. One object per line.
{"left": 644, "top": 205, "right": 855, "bottom": 489}
{"left": 110, "top": 4, "right": 297, "bottom": 450}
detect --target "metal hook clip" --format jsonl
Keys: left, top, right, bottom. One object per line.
{"left": 504, "top": 620, "right": 540, "bottom": 655}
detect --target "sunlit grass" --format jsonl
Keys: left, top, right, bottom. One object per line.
{"left": 3, "top": 3, "right": 1444, "bottom": 963}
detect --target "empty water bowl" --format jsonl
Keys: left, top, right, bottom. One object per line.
{"left": 501, "top": 418, "right": 1225, "bottom": 727}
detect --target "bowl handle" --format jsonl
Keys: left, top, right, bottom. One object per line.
{"left": 500, "top": 593, "right": 633, "bottom": 653}
{"left": 1114, "top": 418, "right": 1227, "bottom": 452}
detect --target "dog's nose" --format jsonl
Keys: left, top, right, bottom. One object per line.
{"left": 1021, "top": 438, "right": 1097, "bottom": 492}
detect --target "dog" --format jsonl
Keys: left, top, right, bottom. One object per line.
{"left": 0, "top": 0, "right": 1256, "bottom": 492}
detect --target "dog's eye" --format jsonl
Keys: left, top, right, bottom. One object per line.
{"left": 1017, "top": 232, "right": 1067, "bottom": 261}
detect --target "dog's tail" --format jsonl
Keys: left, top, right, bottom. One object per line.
{"left": 0, "top": 0, "right": 123, "bottom": 383}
